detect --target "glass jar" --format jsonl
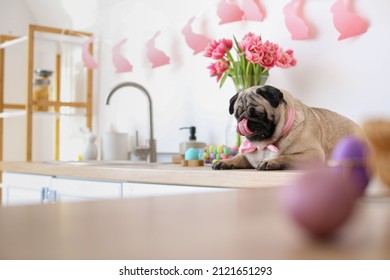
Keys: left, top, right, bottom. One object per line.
{"left": 33, "top": 69, "right": 53, "bottom": 111}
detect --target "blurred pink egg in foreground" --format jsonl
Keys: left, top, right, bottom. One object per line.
{"left": 281, "top": 168, "right": 360, "bottom": 237}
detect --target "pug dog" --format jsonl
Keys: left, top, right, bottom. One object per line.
{"left": 212, "top": 85, "right": 361, "bottom": 170}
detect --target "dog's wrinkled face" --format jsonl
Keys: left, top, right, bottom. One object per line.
{"left": 229, "top": 85, "right": 285, "bottom": 142}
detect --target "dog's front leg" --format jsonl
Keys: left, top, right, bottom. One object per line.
{"left": 212, "top": 154, "right": 253, "bottom": 170}
{"left": 256, "top": 150, "right": 325, "bottom": 170}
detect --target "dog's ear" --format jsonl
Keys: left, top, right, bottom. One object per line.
{"left": 256, "top": 85, "right": 284, "bottom": 108}
{"left": 229, "top": 92, "right": 239, "bottom": 115}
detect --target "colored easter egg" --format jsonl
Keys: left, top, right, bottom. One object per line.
{"left": 223, "top": 146, "right": 231, "bottom": 155}
{"left": 217, "top": 145, "right": 223, "bottom": 154}
{"left": 330, "top": 136, "right": 370, "bottom": 195}
{"left": 281, "top": 168, "right": 359, "bottom": 237}
{"left": 184, "top": 147, "right": 199, "bottom": 160}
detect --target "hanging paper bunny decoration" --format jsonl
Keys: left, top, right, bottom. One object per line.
{"left": 217, "top": 0, "right": 244, "bottom": 24}
{"left": 181, "top": 16, "right": 212, "bottom": 55}
{"left": 242, "top": 0, "right": 266, "bottom": 22}
{"left": 81, "top": 36, "right": 98, "bottom": 69}
{"left": 331, "top": 0, "right": 369, "bottom": 40}
{"left": 112, "top": 39, "right": 133, "bottom": 73}
{"left": 283, "top": 0, "right": 311, "bottom": 40}
{"left": 146, "top": 31, "right": 170, "bottom": 68}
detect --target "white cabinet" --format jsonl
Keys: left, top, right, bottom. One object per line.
{"left": 122, "top": 182, "right": 227, "bottom": 198}
{"left": 2, "top": 173, "right": 52, "bottom": 206}
{"left": 2, "top": 172, "right": 122, "bottom": 206}
{"left": 2, "top": 172, "right": 230, "bottom": 206}
{"left": 51, "top": 177, "right": 122, "bottom": 202}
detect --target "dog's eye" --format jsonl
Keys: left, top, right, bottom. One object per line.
{"left": 235, "top": 106, "right": 244, "bottom": 119}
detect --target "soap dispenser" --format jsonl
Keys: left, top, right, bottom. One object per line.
{"left": 179, "top": 126, "right": 206, "bottom": 155}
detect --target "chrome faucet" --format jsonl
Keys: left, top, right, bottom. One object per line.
{"left": 105, "top": 82, "right": 157, "bottom": 163}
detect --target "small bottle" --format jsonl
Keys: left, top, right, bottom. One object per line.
{"left": 33, "top": 69, "right": 53, "bottom": 111}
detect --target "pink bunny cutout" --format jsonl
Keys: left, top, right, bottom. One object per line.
{"left": 217, "top": 0, "right": 244, "bottom": 24}
{"left": 182, "top": 16, "right": 212, "bottom": 55}
{"left": 331, "top": 0, "right": 369, "bottom": 40}
{"left": 283, "top": 0, "right": 311, "bottom": 40}
{"left": 243, "top": 0, "right": 266, "bottom": 22}
{"left": 146, "top": 31, "right": 170, "bottom": 68}
{"left": 81, "top": 36, "right": 98, "bottom": 69}
{"left": 112, "top": 39, "right": 133, "bottom": 73}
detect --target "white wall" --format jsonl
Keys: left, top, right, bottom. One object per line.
{"left": 2, "top": 0, "right": 390, "bottom": 160}
{"left": 96, "top": 0, "right": 390, "bottom": 154}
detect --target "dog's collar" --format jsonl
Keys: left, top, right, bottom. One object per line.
{"left": 239, "top": 106, "right": 296, "bottom": 154}
{"left": 281, "top": 106, "right": 296, "bottom": 137}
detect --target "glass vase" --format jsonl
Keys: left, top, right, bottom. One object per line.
{"left": 225, "top": 74, "right": 269, "bottom": 148}
{"left": 232, "top": 73, "right": 269, "bottom": 90}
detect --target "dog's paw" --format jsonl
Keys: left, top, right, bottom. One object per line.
{"left": 212, "top": 160, "right": 234, "bottom": 170}
{"left": 256, "top": 160, "right": 286, "bottom": 170}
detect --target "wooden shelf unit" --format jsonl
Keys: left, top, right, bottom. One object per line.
{"left": 0, "top": 24, "right": 94, "bottom": 163}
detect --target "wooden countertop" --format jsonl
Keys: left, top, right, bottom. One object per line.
{"left": 0, "top": 161, "right": 301, "bottom": 188}
{"left": 0, "top": 187, "right": 389, "bottom": 259}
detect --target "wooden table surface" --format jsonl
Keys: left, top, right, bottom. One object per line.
{"left": 0, "top": 187, "right": 389, "bottom": 260}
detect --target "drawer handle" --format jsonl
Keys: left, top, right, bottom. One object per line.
{"left": 41, "top": 187, "right": 57, "bottom": 203}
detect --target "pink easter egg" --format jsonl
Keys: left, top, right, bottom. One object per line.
{"left": 281, "top": 168, "right": 359, "bottom": 237}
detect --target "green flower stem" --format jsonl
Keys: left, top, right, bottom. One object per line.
{"left": 253, "top": 64, "right": 260, "bottom": 85}
{"left": 245, "top": 63, "right": 254, "bottom": 88}
{"left": 226, "top": 50, "right": 235, "bottom": 65}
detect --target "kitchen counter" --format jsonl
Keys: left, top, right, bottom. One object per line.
{"left": 1, "top": 161, "right": 389, "bottom": 259}
{"left": 0, "top": 161, "right": 301, "bottom": 188}
{"left": 0, "top": 187, "right": 389, "bottom": 259}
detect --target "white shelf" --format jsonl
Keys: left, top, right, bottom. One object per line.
{"left": 0, "top": 110, "right": 86, "bottom": 119}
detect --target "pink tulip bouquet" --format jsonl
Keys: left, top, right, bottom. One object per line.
{"left": 204, "top": 32, "right": 297, "bottom": 90}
